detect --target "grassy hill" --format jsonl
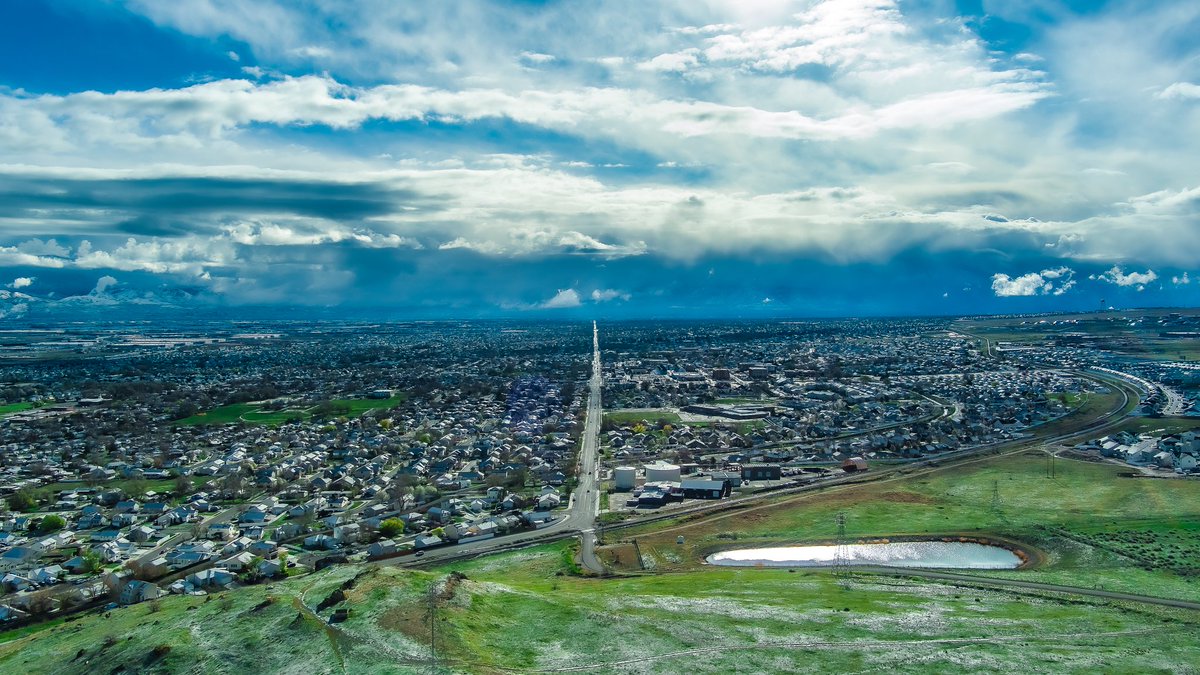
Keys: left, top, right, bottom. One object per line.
{"left": 4, "top": 541, "right": 1198, "bottom": 674}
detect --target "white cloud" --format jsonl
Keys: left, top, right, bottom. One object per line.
{"left": 224, "top": 221, "right": 420, "bottom": 249}
{"left": 0, "top": 0, "right": 1195, "bottom": 305}
{"left": 638, "top": 49, "right": 701, "bottom": 73}
{"left": 1157, "top": 82, "right": 1200, "bottom": 100}
{"left": 0, "top": 66, "right": 1051, "bottom": 153}
{"left": 15, "top": 239, "right": 71, "bottom": 258}
{"left": 518, "top": 51, "right": 555, "bottom": 64}
{"left": 8, "top": 277, "right": 33, "bottom": 289}
{"left": 1097, "top": 266, "right": 1158, "bottom": 287}
{"left": 590, "top": 288, "right": 630, "bottom": 302}
{"left": 1173, "top": 272, "right": 1191, "bottom": 285}
{"left": 991, "top": 267, "right": 1075, "bottom": 297}
{"left": 92, "top": 275, "right": 118, "bottom": 294}
{"left": 540, "top": 288, "right": 582, "bottom": 309}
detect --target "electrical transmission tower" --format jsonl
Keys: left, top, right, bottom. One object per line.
{"left": 424, "top": 583, "right": 439, "bottom": 675}
{"left": 990, "top": 479, "right": 1008, "bottom": 524}
{"left": 834, "top": 512, "right": 851, "bottom": 586}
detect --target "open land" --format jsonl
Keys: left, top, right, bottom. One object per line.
{"left": 1, "top": 313, "right": 1199, "bottom": 673}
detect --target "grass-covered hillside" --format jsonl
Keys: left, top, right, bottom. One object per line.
{"left": 611, "top": 451, "right": 1200, "bottom": 601}
{"left": 3, "top": 541, "right": 1198, "bottom": 674}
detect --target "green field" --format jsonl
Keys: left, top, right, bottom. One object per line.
{"left": 0, "top": 402, "right": 36, "bottom": 416}
{"left": 957, "top": 312, "right": 1200, "bottom": 362}
{"left": 6, "top": 542, "right": 1197, "bottom": 674}
{"left": 1114, "top": 416, "right": 1200, "bottom": 436}
{"left": 23, "top": 477, "right": 214, "bottom": 505}
{"left": 612, "top": 450, "right": 1200, "bottom": 600}
{"left": 603, "top": 410, "right": 681, "bottom": 426}
{"left": 174, "top": 395, "right": 407, "bottom": 426}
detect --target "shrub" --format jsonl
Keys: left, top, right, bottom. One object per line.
{"left": 379, "top": 518, "right": 405, "bottom": 538}
{"left": 38, "top": 514, "right": 66, "bottom": 533}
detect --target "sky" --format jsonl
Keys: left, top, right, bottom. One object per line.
{"left": 0, "top": 0, "right": 1198, "bottom": 319}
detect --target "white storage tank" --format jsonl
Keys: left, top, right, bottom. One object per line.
{"left": 644, "top": 461, "right": 681, "bottom": 483}
{"left": 613, "top": 466, "right": 637, "bottom": 491}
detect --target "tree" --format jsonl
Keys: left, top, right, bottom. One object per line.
{"left": 124, "top": 478, "right": 148, "bottom": 499}
{"left": 26, "top": 590, "right": 56, "bottom": 618}
{"left": 503, "top": 469, "right": 528, "bottom": 491}
{"left": 222, "top": 471, "right": 246, "bottom": 496}
{"left": 171, "top": 400, "right": 199, "bottom": 420}
{"left": 38, "top": 514, "right": 66, "bottom": 533}
{"left": 174, "top": 474, "right": 193, "bottom": 497}
{"left": 81, "top": 550, "right": 103, "bottom": 574}
{"left": 379, "top": 518, "right": 405, "bottom": 538}
{"left": 6, "top": 490, "right": 36, "bottom": 513}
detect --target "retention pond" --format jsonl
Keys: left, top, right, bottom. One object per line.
{"left": 707, "top": 541, "right": 1022, "bottom": 570}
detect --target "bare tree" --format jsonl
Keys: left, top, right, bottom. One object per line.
{"left": 26, "top": 589, "right": 57, "bottom": 618}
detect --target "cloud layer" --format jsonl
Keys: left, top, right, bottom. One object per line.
{"left": 0, "top": 0, "right": 1198, "bottom": 314}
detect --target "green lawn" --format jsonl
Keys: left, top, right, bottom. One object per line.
{"left": 603, "top": 410, "right": 681, "bottom": 426}
{"left": 25, "top": 477, "right": 213, "bottom": 504}
{"left": 174, "top": 395, "right": 407, "bottom": 426}
{"left": 0, "top": 402, "right": 36, "bottom": 416}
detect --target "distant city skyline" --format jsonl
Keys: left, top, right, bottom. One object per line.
{"left": 1, "top": 0, "right": 1198, "bottom": 318}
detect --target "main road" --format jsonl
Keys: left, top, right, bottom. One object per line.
{"left": 392, "top": 324, "right": 1137, "bottom": 576}
{"left": 386, "top": 321, "right": 606, "bottom": 571}
{"left": 573, "top": 321, "right": 605, "bottom": 572}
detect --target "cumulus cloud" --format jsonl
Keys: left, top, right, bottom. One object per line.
{"left": 92, "top": 275, "right": 118, "bottom": 295}
{"left": 1157, "top": 82, "right": 1200, "bottom": 100}
{"left": 8, "top": 277, "right": 33, "bottom": 289}
{"left": 540, "top": 289, "right": 582, "bottom": 309}
{"left": 0, "top": 0, "right": 1195, "bottom": 311}
{"left": 1173, "top": 272, "right": 1191, "bottom": 285}
{"left": 638, "top": 49, "right": 702, "bottom": 73}
{"left": 518, "top": 51, "right": 555, "bottom": 64}
{"left": 991, "top": 267, "right": 1075, "bottom": 297}
{"left": 1097, "top": 266, "right": 1158, "bottom": 287}
{"left": 15, "top": 239, "right": 71, "bottom": 258}
{"left": 590, "top": 289, "right": 630, "bottom": 302}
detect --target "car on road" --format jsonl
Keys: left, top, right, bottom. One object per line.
{"left": 414, "top": 551, "right": 425, "bottom": 557}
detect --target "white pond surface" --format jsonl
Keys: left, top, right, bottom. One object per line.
{"left": 708, "top": 541, "right": 1022, "bottom": 569}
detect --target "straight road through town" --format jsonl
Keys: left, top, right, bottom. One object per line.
{"left": 575, "top": 321, "right": 604, "bottom": 573}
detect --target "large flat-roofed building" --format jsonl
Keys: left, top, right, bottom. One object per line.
{"left": 741, "top": 464, "right": 781, "bottom": 481}
{"left": 680, "top": 478, "right": 730, "bottom": 500}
